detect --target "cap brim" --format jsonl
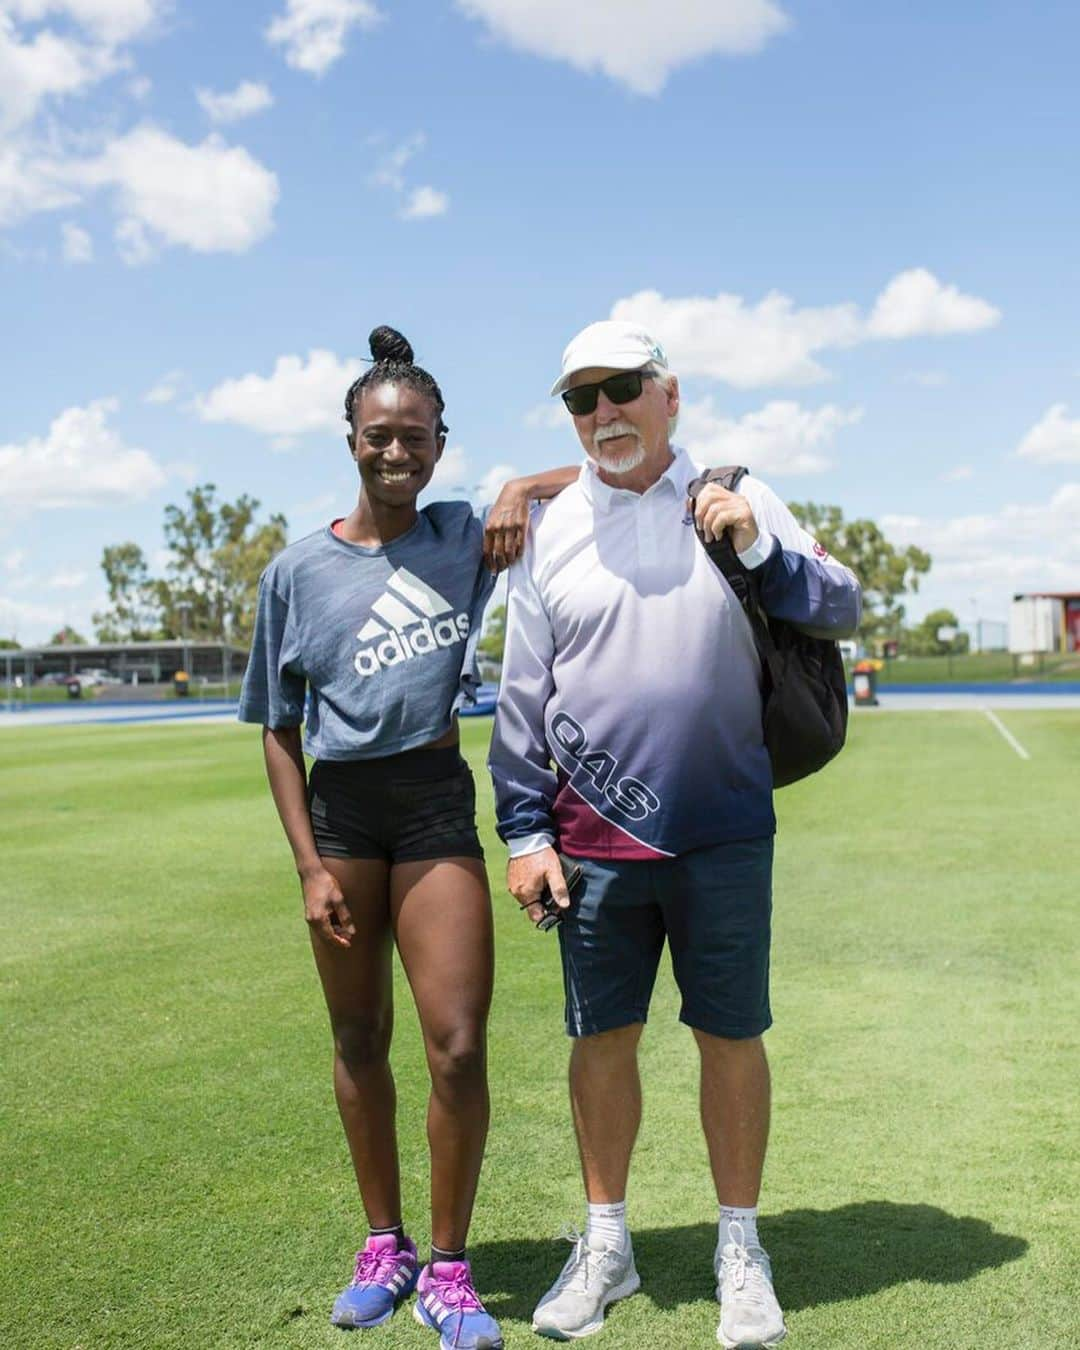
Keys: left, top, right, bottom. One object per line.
{"left": 549, "top": 356, "right": 650, "bottom": 398}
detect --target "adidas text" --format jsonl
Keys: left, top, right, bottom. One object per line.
{"left": 354, "top": 613, "right": 471, "bottom": 677}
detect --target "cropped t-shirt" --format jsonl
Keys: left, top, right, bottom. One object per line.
{"left": 238, "top": 500, "right": 495, "bottom": 760}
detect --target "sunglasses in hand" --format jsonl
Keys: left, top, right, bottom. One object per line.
{"left": 561, "top": 369, "right": 655, "bottom": 416}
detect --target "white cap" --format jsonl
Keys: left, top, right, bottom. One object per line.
{"left": 550, "top": 320, "right": 668, "bottom": 397}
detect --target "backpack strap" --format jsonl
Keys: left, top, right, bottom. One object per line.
{"left": 686, "top": 465, "right": 782, "bottom": 680}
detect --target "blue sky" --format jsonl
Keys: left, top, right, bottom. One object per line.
{"left": 2, "top": 0, "right": 1079, "bottom": 644}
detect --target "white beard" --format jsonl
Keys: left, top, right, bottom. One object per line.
{"left": 591, "top": 422, "right": 647, "bottom": 475}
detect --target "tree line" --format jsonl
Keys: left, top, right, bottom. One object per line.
{"left": 90, "top": 485, "right": 286, "bottom": 647}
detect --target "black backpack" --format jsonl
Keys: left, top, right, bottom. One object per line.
{"left": 687, "top": 465, "right": 849, "bottom": 788}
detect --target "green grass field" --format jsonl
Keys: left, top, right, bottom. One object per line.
{"left": 2, "top": 712, "right": 1077, "bottom": 1349}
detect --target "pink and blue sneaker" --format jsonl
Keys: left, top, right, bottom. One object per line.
{"left": 413, "top": 1260, "right": 503, "bottom": 1349}
{"left": 330, "top": 1233, "right": 419, "bottom": 1329}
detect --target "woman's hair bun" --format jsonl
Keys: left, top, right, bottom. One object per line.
{"left": 368, "top": 326, "right": 414, "bottom": 365}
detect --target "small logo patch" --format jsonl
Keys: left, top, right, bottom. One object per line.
{"left": 812, "top": 541, "right": 829, "bottom": 559}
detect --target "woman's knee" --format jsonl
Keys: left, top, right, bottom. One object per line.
{"left": 333, "top": 1013, "right": 393, "bottom": 1073}
{"left": 426, "top": 1026, "right": 487, "bottom": 1097}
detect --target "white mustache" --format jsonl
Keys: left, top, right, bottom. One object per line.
{"left": 593, "top": 421, "right": 641, "bottom": 446}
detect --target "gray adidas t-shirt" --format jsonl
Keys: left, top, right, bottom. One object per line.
{"left": 238, "top": 501, "right": 495, "bottom": 760}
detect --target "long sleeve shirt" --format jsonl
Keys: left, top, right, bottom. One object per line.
{"left": 489, "top": 448, "right": 861, "bottom": 861}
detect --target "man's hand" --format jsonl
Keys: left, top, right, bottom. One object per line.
{"left": 483, "top": 483, "right": 530, "bottom": 573}
{"left": 507, "top": 846, "right": 570, "bottom": 926}
{"left": 690, "top": 483, "right": 759, "bottom": 554}
{"left": 300, "top": 864, "right": 356, "bottom": 948}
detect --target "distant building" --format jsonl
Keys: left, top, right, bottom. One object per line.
{"left": 1, "top": 640, "right": 247, "bottom": 687}
{"left": 1009, "top": 592, "right": 1080, "bottom": 654}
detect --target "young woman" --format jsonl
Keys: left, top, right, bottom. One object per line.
{"left": 239, "top": 327, "right": 574, "bottom": 1350}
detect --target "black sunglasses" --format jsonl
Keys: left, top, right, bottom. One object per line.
{"left": 561, "top": 370, "right": 654, "bottom": 416}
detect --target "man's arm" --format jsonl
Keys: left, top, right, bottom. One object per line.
{"left": 693, "top": 477, "right": 862, "bottom": 639}
{"left": 487, "top": 536, "right": 571, "bottom": 920}
{"left": 484, "top": 465, "right": 579, "bottom": 571}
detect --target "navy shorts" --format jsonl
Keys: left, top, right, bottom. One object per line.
{"left": 308, "top": 746, "right": 484, "bottom": 864}
{"left": 556, "top": 838, "right": 774, "bottom": 1040}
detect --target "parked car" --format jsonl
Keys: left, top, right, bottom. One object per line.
{"left": 75, "top": 668, "right": 124, "bottom": 687}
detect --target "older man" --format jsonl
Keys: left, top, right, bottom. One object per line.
{"left": 489, "top": 320, "right": 861, "bottom": 1347}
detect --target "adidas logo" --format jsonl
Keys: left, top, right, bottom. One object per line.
{"left": 354, "top": 567, "right": 471, "bottom": 678}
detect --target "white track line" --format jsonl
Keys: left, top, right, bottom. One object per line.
{"left": 981, "top": 706, "right": 1031, "bottom": 760}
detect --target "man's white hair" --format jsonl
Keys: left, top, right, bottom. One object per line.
{"left": 645, "top": 360, "right": 679, "bottom": 437}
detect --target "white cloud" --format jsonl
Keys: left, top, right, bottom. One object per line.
{"left": 0, "top": 398, "right": 167, "bottom": 509}
{"left": 1017, "top": 404, "right": 1080, "bottom": 465}
{"left": 196, "top": 349, "right": 363, "bottom": 439}
{"left": 0, "top": 593, "right": 66, "bottom": 639}
{"left": 525, "top": 402, "right": 567, "bottom": 430}
{"left": 46, "top": 568, "right": 88, "bottom": 588}
{"left": 4, "top": 548, "right": 26, "bottom": 572}
{"left": 369, "top": 132, "right": 448, "bottom": 222}
{"left": 881, "top": 484, "right": 1080, "bottom": 603}
{"left": 6, "top": 1, "right": 163, "bottom": 45}
{"left": 371, "top": 131, "right": 423, "bottom": 191}
{"left": 431, "top": 444, "right": 469, "bottom": 490}
{"left": 69, "top": 125, "right": 279, "bottom": 257}
{"left": 2, "top": 124, "right": 279, "bottom": 253}
{"left": 613, "top": 287, "right": 860, "bottom": 387}
{"left": 0, "top": 11, "right": 119, "bottom": 130}
{"left": 400, "top": 184, "right": 448, "bottom": 220}
{"left": 0, "top": 2, "right": 165, "bottom": 130}
{"left": 196, "top": 80, "right": 274, "bottom": 124}
{"left": 266, "top": 0, "right": 381, "bottom": 76}
{"left": 0, "top": 141, "right": 78, "bottom": 225}
{"left": 679, "top": 398, "right": 863, "bottom": 475}
{"left": 611, "top": 269, "right": 1000, "bottom": 389}
{"left": 127, "top": 71, "right": 150, "bottom": 98}
{"left": 866, "top": 268, "right": 1001, "bottom": 339}
{"left": 113, "top": 212, "right": 153, "bottom": 263}
{"left": 454, "top": 0, "right": 789, "bottom": 96}
{"left": 940, "top": 465, "right": 975, "bottom": 482}
{"left": 475, "top": 463, "right": 519, "bottom": 505}
{"left": 60, "top": 218, "right": 92, "bottom": 260}
{"left": 144, "top": 368, "right": 183, "bottom": 403}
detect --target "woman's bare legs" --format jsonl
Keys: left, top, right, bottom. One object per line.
{"left": 309, "top": 857, "right": 402, "bottom": 1230}
{"left": 391, "top": 857, "right": 494, "bottom": 1252}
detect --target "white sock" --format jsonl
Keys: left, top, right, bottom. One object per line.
{"left": 586, "top": 1201, "right": 627, "bottom": 1249}
{"left": 719, "top": 1205, "right": 760, "bottom": 1251}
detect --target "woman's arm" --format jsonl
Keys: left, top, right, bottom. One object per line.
{"left": 484, "top": 464, "right": 579, "bottom": 571}
{"left": 262, "top": 726, "right": 356, "bottom": 948}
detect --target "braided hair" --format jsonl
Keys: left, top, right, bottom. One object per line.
{"left": 344, "top": 326, "right": 448, "bottom": 436}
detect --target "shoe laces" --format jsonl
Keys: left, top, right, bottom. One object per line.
{"left": 429, "top": 1265, "right": 483, "bottom": 1314}
{"left": 554, "top": 1227, "right": 616, "bottom": 1294}
{"left": 353, "top": 1245, "right": 408, "bottom": 1286}
{"left": 718, "top": 1221, "right": 772, "bottom": 1309}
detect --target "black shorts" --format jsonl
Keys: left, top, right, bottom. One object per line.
{"left": 308, "top": 746, "right": 484, "bottom": 864}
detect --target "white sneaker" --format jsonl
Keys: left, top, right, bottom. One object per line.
{"left": 531, "top": 1228, "right": 640, "bottom": 1340}
{"left": 714, "top": 1221, "right": 786, "bottom": 1348}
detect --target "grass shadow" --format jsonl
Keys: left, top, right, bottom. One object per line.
{"left": 469, "top": 1201, "right": 1027, "bottom": 1321}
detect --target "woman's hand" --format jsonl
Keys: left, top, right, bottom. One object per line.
{"left": 300, "top": 864, "right": 356, "bottom": 948}
{"left": 483, "top": 483, "right": 530, "bottom": 573}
